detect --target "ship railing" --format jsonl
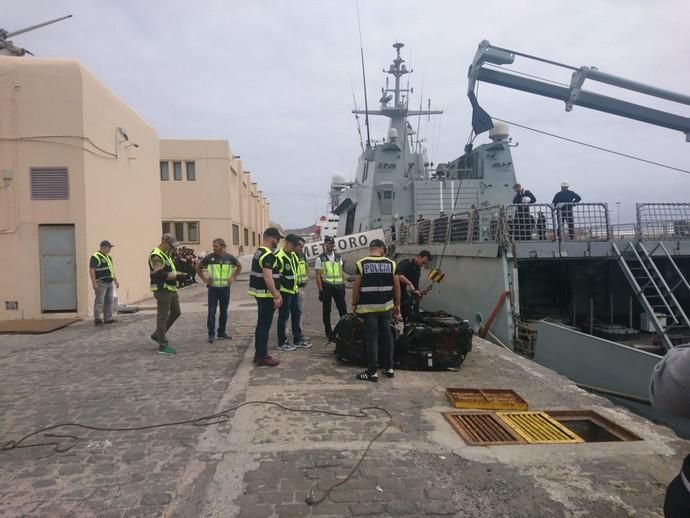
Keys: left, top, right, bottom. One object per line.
{"left": 610, "top": 223, "right": 638, "bottom": 240}
{"left": 448, "top": 211, "right": 475, "bottom": 242}
{"left": 637, "top": 203, "right": 690, "bottom": 240}
{"left": 397, "top": 207, "right": 502, "bottom": 246}
{"left": 503, "top": 204, "right": 557, "bottom": 242}
{"left": 554, "top": 202, "right": 610, "bottom": 241}
{"left": 398, "top": 222, "right": 409, "bottom": 244}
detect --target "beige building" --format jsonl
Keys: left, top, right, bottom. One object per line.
{"left": 0, "top": 56, "right": 162, "bottom": 320}
{"left": 0, "top": 58, "right": 271, "bottom": 321}
{"left": 160, "top": 141, "right": 270, "bottom": 257}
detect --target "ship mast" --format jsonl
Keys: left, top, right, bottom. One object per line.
{"left": 353, "top": 42, "right": 442, "bottom": 149}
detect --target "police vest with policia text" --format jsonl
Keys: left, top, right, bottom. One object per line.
{"left": 355, "top": 256, "right": 396, "bottom": 314}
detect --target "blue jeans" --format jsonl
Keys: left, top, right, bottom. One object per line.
{"left": 207, "top": 286, "right": 230, "bottom": 337}
{"left": 277, "top": 293, "right": 302, "bottom": 345}
{"left": 255, "top": 298, "right": 275, "bottom": 360}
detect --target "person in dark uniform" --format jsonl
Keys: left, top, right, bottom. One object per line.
{"left": 552, "top": 181, "right": 581, "bottom": 240}
{"left": 397, "top": 250, "right": 432, "bottom": 323}
{"left": 316, "top": 236, "right": 347, "bottom": 340}
{"left": 512, "top": 183, "right": 536, "bottom": 240}
{"left": 196, "top": 238, "right": 242, "bottom": 343}
{"left": 248, "top": 227, "right": 283, "bottom": 367}
{"left": 352, "top": 239, "right": 401, "bottom": 382}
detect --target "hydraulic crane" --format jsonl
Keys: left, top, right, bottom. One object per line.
{"left": 467, "top": 40, "right": 690, "bottom": 142}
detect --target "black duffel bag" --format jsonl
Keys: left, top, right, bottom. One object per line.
{"left": 333, "top": 310, "right": 471, "bottom": 370}
{"left": 332, "top": 313, "right": 398, "bottom": 367}
{"left": 396, "top": 310, "right": 473, "bottom": 370}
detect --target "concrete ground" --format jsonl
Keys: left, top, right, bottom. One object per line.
{"left": 1, "top": 280, "right": 688, "bottom": 517}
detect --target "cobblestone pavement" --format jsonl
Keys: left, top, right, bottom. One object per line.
{"left": 1, "top": 280, "right": 687, "bottom": 517}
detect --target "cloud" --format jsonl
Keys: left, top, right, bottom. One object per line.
{"left": 6, "top": 0, "right": 690, "bottom": 227}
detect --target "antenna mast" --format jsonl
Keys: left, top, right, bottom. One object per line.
{"left": 355, "top": 1, "right": 371, "bottom": 148}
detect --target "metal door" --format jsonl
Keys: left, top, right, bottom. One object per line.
{"left": 39, "top": 225, "right": 77, "bottom": 312}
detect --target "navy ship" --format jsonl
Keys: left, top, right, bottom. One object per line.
{"left": 333, "top": 41, "right": 690, "bottom": 435}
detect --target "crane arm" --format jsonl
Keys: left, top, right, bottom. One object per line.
{"left": 467, "top": 40, "right": 690, "bottom": 142}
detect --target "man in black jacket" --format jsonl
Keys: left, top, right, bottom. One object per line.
{"left": 512, "top": 184, "right": 536, "bottom": 240}
{"left": 552, "top": 181, "right": 581, "bottom": 240}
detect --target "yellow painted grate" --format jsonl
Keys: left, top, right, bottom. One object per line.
{"left": 496, "top": 412, "right": 584, "bottom": 444}
{"left": 446, "top": 388, "right": 528, "bottom": 411}
{"left": 442, "top": 413, "right": 523, "bottom": 446}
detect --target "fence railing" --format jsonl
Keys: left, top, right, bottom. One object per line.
{"left": 637, "top": 203, "right": 690, "bottom": 241}
{"left": 554, "top": 202, "right": 610, "bottom": 241}
{"left": 504, "top": 204, "right": 557, "bottom": 242}
{"left": 394, "top": 202, "right": 690, "bottom": 247}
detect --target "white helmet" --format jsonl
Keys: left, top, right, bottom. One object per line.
{"left": 561, "top": 181, "right": 570, "bottom": 188}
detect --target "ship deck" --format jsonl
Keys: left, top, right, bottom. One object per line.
{"left": 1, "top": 280, "right": 687, "bottom": 517}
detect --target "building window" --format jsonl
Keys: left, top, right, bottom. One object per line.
{"left": 252, "top": 232, "right": 256, "bottom": 247}
{"left": 186, "top": 161, "right": 196, "bottom": 181}
{"left": 244, "top": 228, "right": 249, "bottom": 246}
{"left": 160, "top": 161, "right": 169, "bottom": 181}
{"left": 173, "top": 161, "right": 182, "bottom": 181}
{"left": 30, "top": 168, "right": 69, "bottom": 200}
{"left": 187, "top": 222, "right": 198, "bottom": 242}
{"left": 232, "top": 224, "right": 240, "bottom": 245}
{"left": 174, "top": 222, "right": 184, "bottom": 240}
{"left": 163, "top": 221, "right": 200, "bottom": 244}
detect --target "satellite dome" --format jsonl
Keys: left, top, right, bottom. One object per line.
{"left": 489, "top": 121, "right": 509, "bottom": 141}
{"left": 331, "top": 172, "right": 347, "bottom": 185}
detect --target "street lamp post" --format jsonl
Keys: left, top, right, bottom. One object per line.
{"left": 616, "top": 202, "right": 621, "bottom": 226}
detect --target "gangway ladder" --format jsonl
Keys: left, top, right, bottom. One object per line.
{"left": 612, "top": 241, "right": 690, "bottom": 350}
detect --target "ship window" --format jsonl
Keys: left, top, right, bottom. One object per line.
{"left": 455, "top": 154, "right": 484, "bottom": 180}
{"left": 383, "top": 191, "right": 392, "bottom": 199}
{"left": 362, "top": 161, "right": 369, "bottom": 183}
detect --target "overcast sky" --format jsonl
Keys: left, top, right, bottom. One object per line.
{"left": 5, "top": 1, "right": 690, "bottom": 227}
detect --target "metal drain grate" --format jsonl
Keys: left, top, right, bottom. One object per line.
{"left": 446, "top": 388, "right": 528, "bottom": 411}
{"left": 496, "top": 412, "right": 584, "bottom": 444}
{"left": 442, "top": 412, "right": 523, "bottom": 446}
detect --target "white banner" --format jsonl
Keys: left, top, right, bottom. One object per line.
{"left": 303, "top": 229, "right": 385, "bottom": 261}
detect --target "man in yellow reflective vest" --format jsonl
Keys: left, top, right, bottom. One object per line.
{"left": 352, "top": 239, "right": 401, "bottom": 382}
{"left": 315, "top": 236, "right": 347, "bottom": 340}
{"left": 276, "top": 234, "right": 312, "bottom": 351}
{"left": 149, "top": 233, "right": 188, "bottom": 356}
{"left": 89, "top": 240, "right": 119, "bottom": 326}
{"left": 196, "top": 238, "right": 242, "bottom": 343}
{"left": 248, "top": 227, "right": 283, "bottom": 367}
{"left": 294, "top": 237, "right": 309, "bottom": 341}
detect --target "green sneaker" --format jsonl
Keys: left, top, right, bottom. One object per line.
{"left": 158, "top": 345, "right": 176, "bottom": 356}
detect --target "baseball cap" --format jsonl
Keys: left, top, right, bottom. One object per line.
{"left": 324, "top": 236, "right": 335, "bottom": 244}
{"left": 369, "top": 239, "right": 385, "bottom": 248}
{"left": 100, "top": 240, "right": 114, "bottom": 247}
{"left": 264, "top": 227, "right": 283, "bottom": 239}
{"left": 162, "top": 233, "right": 179, "bottom": 247}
